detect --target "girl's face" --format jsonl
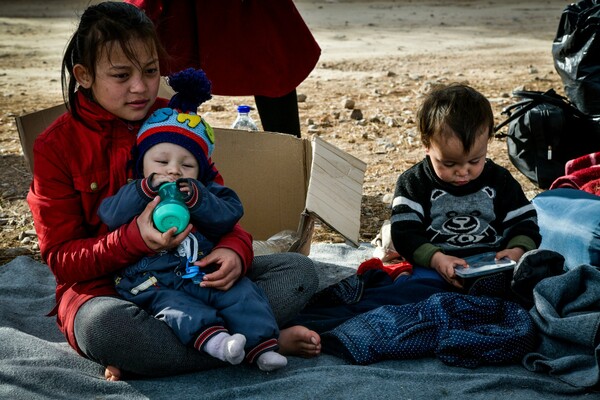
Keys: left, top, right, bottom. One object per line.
{"left": 76, "top": 38, "right": 160, "bottom": 122}
{"left": 142, "top": 142, "right": 200, "bottom": 182}
{"left": 425, "top": 125, "right": 489, "bottom": 186}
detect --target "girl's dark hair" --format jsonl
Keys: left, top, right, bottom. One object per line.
{"left": 417, "top": 83, "right": 494, "bottom": 152}
{"left": 61, "top": 1, "right": 166, "bottom": 121}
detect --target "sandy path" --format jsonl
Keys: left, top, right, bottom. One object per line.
{"left": 0, "top": 0, "right": 563, "bottom": 97}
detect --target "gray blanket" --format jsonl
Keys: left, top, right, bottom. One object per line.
{"left": 0, "top": 244, "right": 593, "bottom": 399}
{"left": 523, "top": 264, "right": 600, "bottom": 388}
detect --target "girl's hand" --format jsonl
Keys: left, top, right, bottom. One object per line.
{"left": 196, "top": 247, "right": 243, "bottom": 291}
{"left": 136, "top": 196, "right": 192, "bottom": 252}
{"left": 430, "top": 251, "right": 465, "bottom": 289}
{"left": 496, "top": 247, "right": 525, "bottom": 262}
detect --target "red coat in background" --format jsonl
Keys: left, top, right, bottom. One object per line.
{"left": 126, "top": 0, "right": 321, "bottom": 97}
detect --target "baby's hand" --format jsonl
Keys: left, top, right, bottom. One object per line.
{"left": 176, "top": 178, "right": 192, "bottom": 194}
{"left": 176, "top": 178, "right": 197, "bottom": 204}
{"left": 149, "top": 173, "right": 172, "bottom": 190}
{"left": 430, "top": 252, "right": 465, "bottom": 289}
{"left": 496, "top": 247, "right": 525, "bottom": 262}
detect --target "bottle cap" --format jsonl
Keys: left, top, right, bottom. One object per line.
{"left": 237, "top": 105, "right": 251, "bottom": 113}
{"left": 153, "top": 202, "right": 190, "bottom": 234}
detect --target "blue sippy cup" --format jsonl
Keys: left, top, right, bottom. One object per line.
{"left": 152, "top": 182, "right": 190, "bottom": 234}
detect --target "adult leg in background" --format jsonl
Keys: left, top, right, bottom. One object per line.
{"left": 74, "top": 252, "right": 319, "bottom": 377}
{"left": 254, "top": 89, "right": 301, "bottom": 138}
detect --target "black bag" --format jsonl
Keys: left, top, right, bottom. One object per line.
{"left": 495, "top": 89, "right": 600, "bottom": 189}
{"left": 553, "top": 0, "right": 600, "bottom": 114}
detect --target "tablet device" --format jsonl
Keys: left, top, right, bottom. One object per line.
{"left": 454, "top": 251, "right": 516, "bottom": 278}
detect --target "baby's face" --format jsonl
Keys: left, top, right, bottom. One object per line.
{"left": 142, "top": 142, "right": 199, "bottom": 183}
{"left": 426, "top": 127, "right": 489, "bottom": 186}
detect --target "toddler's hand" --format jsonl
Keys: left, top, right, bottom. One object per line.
{"left": 176, "top": 178, "right": 196, "bottom": 203}
{"left": 496, "top": 247, "right": 525, "bottom": 262}
{"left": 430, "top": 252, "right": 465, "bottom": 289}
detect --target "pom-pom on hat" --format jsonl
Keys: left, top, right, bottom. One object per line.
{"left": 136, "top": 68, "right": 215, "bottom": 178}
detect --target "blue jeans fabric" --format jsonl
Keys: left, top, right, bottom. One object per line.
{"left": 532, "top": 188, "right": 600, "bottom": 270}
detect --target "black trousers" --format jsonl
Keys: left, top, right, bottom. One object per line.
{"left": 255, "top": 89, "right": 301, "bottom": 138}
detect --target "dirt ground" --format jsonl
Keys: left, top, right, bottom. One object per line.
{"left": 0, "top": 0, "right": 568, "bottom": 264}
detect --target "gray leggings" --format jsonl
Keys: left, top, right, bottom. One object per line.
{"left": 74, "top": 253, "right": 318, "bottom": 377}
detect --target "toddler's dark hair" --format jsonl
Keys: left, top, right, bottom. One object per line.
{"left": 61, "top": 1, "right": 166, "bottom": 121}
{"left": 417, "top": 83, "right": 494, "bottom": 152}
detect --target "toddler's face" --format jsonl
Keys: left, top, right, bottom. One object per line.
{"left": 143, "top": 142, "right": 199, "bottom": 184}
{"left": 426, "top": 126, "right": 489, "bottom": 186}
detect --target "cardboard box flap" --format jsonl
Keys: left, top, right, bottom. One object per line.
{"left": 211, "top": 129, "right": 366, "bottom": 245}
{"left": 305, "top": 136, "right": 367, "bottom": 247}
{"left": 211, "top": 128, "right": 310, "bottom": 241}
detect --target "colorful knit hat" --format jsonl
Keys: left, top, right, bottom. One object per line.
{"left": 136, "top": 68, "right": 215, "bottom": 178}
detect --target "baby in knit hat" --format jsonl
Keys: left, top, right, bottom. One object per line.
{"left": 98, "top": 68, "right": 287, "bottom": 372}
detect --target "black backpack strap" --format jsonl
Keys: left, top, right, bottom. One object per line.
{"left": 494, "top": 89, "right": 586, "bottom": 136}
{"left": 495, "top": 99, "right": 538, "bottom": 134}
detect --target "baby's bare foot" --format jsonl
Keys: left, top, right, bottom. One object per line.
{"left": 278, "top": 325, "right": 321, "bottom": 358}
{"left": 104, "top": 365, "right": 121, "bottom": 381}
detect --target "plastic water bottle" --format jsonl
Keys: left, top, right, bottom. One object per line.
{"left": 153, "top": 182, "right": 190, "bottom": 234}
{"left": 231, "top": 105, "right": 259, "bottom": 131}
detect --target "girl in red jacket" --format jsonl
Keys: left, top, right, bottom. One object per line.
{"left": 27, "top": 1, "right": 320, "bottom": 381}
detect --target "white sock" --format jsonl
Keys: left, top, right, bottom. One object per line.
{"left": 203, "top": 332, "right": 246, "bottom": 365}
{"left": 256, "top": 351, "right": 288, "bottom": 371}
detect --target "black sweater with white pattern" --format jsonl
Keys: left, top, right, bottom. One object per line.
{"left": 390, "top": 156, "right": 541, "bottom": 267}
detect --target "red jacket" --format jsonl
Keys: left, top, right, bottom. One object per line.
{"left": 125, "top": 0, "right": 321, "bottom": 97}
{"left": 27, "top": 92, "right": 253, "bottom": 354}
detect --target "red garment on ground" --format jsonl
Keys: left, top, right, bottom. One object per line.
{"left": 126, "top": 0, "right": 321, "bottom": 97}
{"left": 357, "top": 258, "right": 413, "bottom": 280}
{"left": 550, "top": 152, "right": 600, "bottom": 196}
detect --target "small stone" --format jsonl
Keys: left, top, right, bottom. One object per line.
{"left": 350, "top": 109, "right": 363, "bottom": 120}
